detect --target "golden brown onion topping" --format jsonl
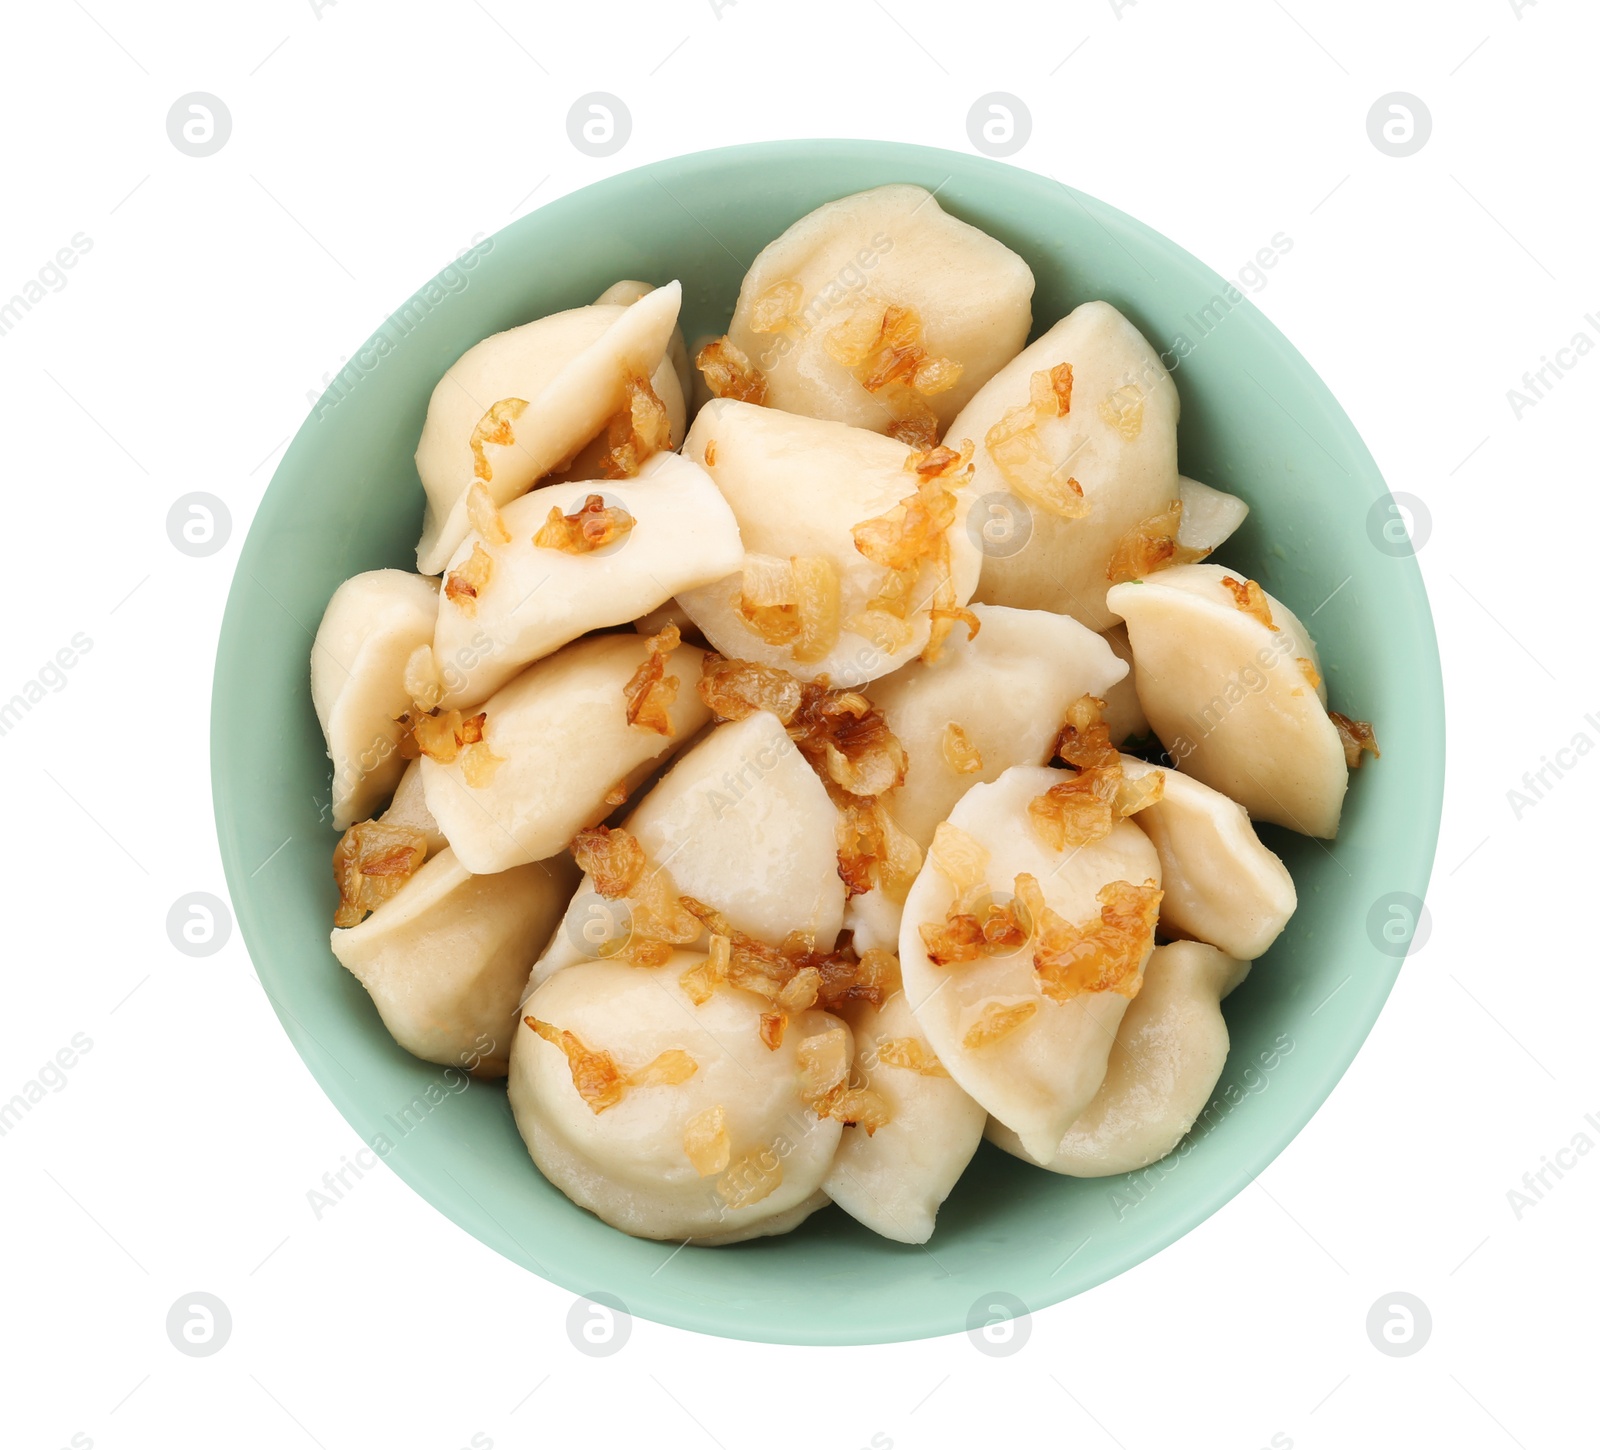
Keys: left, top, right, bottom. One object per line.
{"left": 444, "top": 543, "right": 493, "bottom": 614}
{"left": 1016, "top": 874, "right": 1162, "bottom": 1003}
{"left": 331, "top": 820, "right": 428, "bottom": 928}
{"left": 622, "top": 624, "right": 682, "bottom": 736}
{"left": 1221, "top": 576, "right": 1277, "bottom": 630}
{"left": 696, "top": 336, "right": 768, "bottom": 405}
{"left": 533, "top": 493, "right": 637, "bottom": 555}
{"left": 469, "top": 397, "right": 528, "bottom": 483}
{"left": 524, "top": 1016, "right": 696, "bottom": 1114}
{"left": 1329, "top": 710, "right": 1381, "bottom": 769}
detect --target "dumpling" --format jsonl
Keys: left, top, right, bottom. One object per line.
{"left": 415, "top": 282, "right": 683, "bottom": 573}
{"left": 531, "top": 710, "right": 846, "bottom": 985}
{"left": 1178, "top": 475, "right": 1248, "bottom": 556}
{"left": 420, "top": 633, "right": 710, "bottom": 873}
{"left": 331, "top": 848, "right": 577, "bottom": 1076}
{"left": 312, "top": 569, "right": 440, "bottom": 829}
{"left": 987, "top": 941, "right": 1249, "bottom": 1176}
{"left": 721, "top": 183, "right": 1033, "bottom": 442}
{"left": 1099, "top": 623, "right": 1147, "bottom": 745}
{"left": 825, "top": 981, "right": 985, "bottom": 1244}
{"left": 1119, "top": 756, "right": 1296, "bottom": 960}
{"left": 952, "top": 301, "right": 1180, "bottom": 632}
{"left": 898, "top": 765, "right": 1162, "bottom": 1163}
{"left": 509, "top": 955, "right": 847, "bottom": 1242}
{"left": 1106, "top": 564, "right": 1350, "bottom": 838}
{"left": 843, "top": 603, "right": 1127, "bottom": 951}
{"left": 592, "top": 279, "right": 692, "bottom": 405}
{"left": 677, "top": 399, "right": 983, "bottom": 687}
{"left": 428, "top": 452, "right": 743, "bottom": 708}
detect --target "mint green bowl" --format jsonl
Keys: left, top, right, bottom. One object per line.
{"left": 212, "top": 140, "right": 1444, "bottom": 1344}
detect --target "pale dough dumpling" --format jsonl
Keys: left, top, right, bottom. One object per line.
{"left": 825, "top": 987, "right": 985, "bottom": 1244}
{"left": 510, "top": 956, "right": 845, "bottom": 1242}
{"left": 1119, "top": 756, "right": 1296, "bottom": 960}
{"left": 677, "top": 399, "right": 982, "bottom": 687}
{"left": 531, "top": 711, "right": 846, "bottom": 986}
{"left": 312, "top": 569, "right": 440, "bottom": 829}
{"left": 1178, "top": 475, "right": 1248, "bottom": 556}
{"left": 1106, "top": 563, "right": 1348, "bottom": 838}
{"left": 331, "top": 848, "right": 577, "bottom": 1076}
{"left": 430, "top": 451, "right": 743, "bottom": 708}
{"left": 592, "top": 279, "right": 692, "bottom": 404}
{"left": 377, "top": 759, "right": 449, "bottom": 856}
{"left": 724, "top": 183, "right": 1034, "bottom": 439}
{"left": 953, "top": 300, "right": 1180, "bottom": 632}
{"left": 844, "top": 604, "right": 1127, "bottom": 951}
{"left": 415, "top": 282, "right": 683, "bottom": 573}
{"left": 421, "top": 633, "right": 710, "bottom": 873}
{"left": 899, "top": 766, "right": 1162, "bottom": 1163}
{"left": 987, "top": 941, "right": 1249, "bottom": 1176}
{"left": 1099, "top": 623, "right": 1148, "bottom": 746}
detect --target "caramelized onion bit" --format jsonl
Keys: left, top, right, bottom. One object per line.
{"left": 1016, "top": 874, "right": 1162, "bottom": 1003}
{"left": 603, "top": 371, "right": 673, "bottom": 478}
{"left": 791, "top": 555, "right": 843, "bottom": 665}
{"left": 758, "top": 1010, "right": 787, "bottom": 1051}
{"left": 1105, "top": 500, "right": 1206, "bottom": 582}
{"left": 748, "top": 278, "right": 804, "bottom": 335}
{"left": 1099, "top": 384, "right": 1146, "bottom": 441}
{"left": 465, "top": 481, "right": 511, "bottom": 544}
{"left": 397, "top": 707, "right": 488, "bottom": 765}
{"left": 984, "top": 363, "right": 1090, "bottom": 520}
{"left": 469, "top": 397, "right": 529, "bottom": 483}
{"left": 524, "top": 1016, "right": 696, "bottom": 1114}
{"left": 403, "top": 645, "right": 444, "bottom": 712}
{"left": 799, "top": 1026, "right": 890, "bottom": 1134}
{"left": 1029, "top": 695, "right": 1163, "bottom": 849}
{"left": 1297, "top": 657, "right": 1323, "bottom": 690}
{"left": 444, "top": 542, "right": 494, "bottom": 614}
{"left": 623, "top": 624, "right": 682, "bottom": 736}
{"left": 571, "top": 824, "right": 700, "bottom": 965}
{"left": 874, "top": 1036, "right": 950, "bottom": 1077}
{"left": 1329, "top": 710, "right": 1380, "bottom": 768}
{"left": 696, "top": 654, "right": 803, "bottom": 724}
{"left": 696, "top": 336, "right": 768, "bottom": 405}
{"left": 332, "top": 820, "right": 428, "bottom": 928}
{"left": 1221, "top": 576, "right": 1277, "bottom": 630}
{"left": 962, "top": 999, "right": 1039, "bottom": 1050}
{"left": 824, "top": 298, "right": 961, "bottom": 446}
{"left": 534, "top": 493, "right": 637, "bottom": 555}
{"left": 716, "top": 1147, "right": 783, "bottom": 1209}
{"left": 941, "top": 722, "right": 984, "bottom": 775}
{"left": 683, "top": 1105, "right": 731, "bottom": 1177}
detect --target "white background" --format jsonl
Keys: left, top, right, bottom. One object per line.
{"left": 0, "top": 1, "right": 1592, "bottom": 1446}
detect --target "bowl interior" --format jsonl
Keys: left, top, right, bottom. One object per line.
{"left": 212, "top": 139, "right": 1443, "bottom": 1345}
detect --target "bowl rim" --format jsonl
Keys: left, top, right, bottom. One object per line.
{"left": 212, "top": 137, "right": 1446, "bottom": 1344}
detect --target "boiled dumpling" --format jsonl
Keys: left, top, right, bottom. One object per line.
{"left": 509, "top": 955, "right": 846, "bottom": 1242}
{"left": 428, "top": 452, "right": 743, "bottom": 708}
{"left": 531, "top": 710, "right": 846, "bottom": 985}
{"left": 987, "top": 941, "right": 1249, "bottom": 1175}
{"left": 591, "top": 279, "right": 692, "bottom": 404}
{"left": 898, "top": 765, "right": 1162, "bottom": 1163}
{"left": 678, "top": 399, "right": 982, "bottom": 687}
{"left": 312, "top": 569, "right": 440, "bottom": 829}
{"left": 376, "top": 759, "right": 449, "bottom": 856}
{"left": 1119, "top": 756, "right": 1296, "bottom": 960}
{"left": 331, "top": 848, "right": 577, "bottom": 1076}
{"left": 1178, "top": 475, "right": 1248, "bottom": 556}
{"left": 1106, "top": 564, "right": 1349, "bottom": 838}
{"left": 1099, "top": 623, "right": 1147, "bottom": 745}
{"left": 415, "top": 282, "right": 683, "bottom": 573}
{"left": 844, "top": 604, "right": 1127, "bottom": 951}
{"left": 421, "top": 632, "right": 710, "bottom": 873}
{"left": 952, "top": 301, "right": 1180, "bottom": 632}
{"left": 825, "top": 980, "right": 985, "bottom": 1244}
{"left": 721, "top": 184, "right": 1033, "bottom": 442}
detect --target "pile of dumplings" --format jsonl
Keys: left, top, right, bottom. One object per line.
{"left": 311, "top": 184, "right": 1378, "bottom": 1247}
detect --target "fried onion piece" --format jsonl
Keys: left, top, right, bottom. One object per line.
{"left": 918, "top": 822, "right": 1030, "bottom": 963}
{"left": 1298, "top": 657, "right": 1323, "bottom": 690}
{"left": 332, "top": 820, "right": 428, "bottom": 928}
{"left": 696, "top": 336, "right": 768, "bottom": 405}
{"left": 465, "top": 480, "right": 511, "bottom": 544}
{"left": 941, "top": 722, "right": 983, "bottom": 775}
{"left": 683, "top": 1105, "right": 731, "bottom": 1177}
{"left": 748, "top": 278, "right": 804, "bottom": 335}
{"left": 1105, "top": 499, "right": 1207, "bottom": 582}
{"left": 823, "top": 298, "right": 962, "bottom": 451}
{"left": 716, "top": 1148, "right": 783, "bottom": 1209}
{"left": 469, "top": 397, "right": 529, "bottom": 483}
{"left": 623, "top": 623, "right": 683, "bottom": 736}
{"left": 1015, "top": 874, "right": 1162, "bottom": 1003}
{"left": 1099, "top": 384, "right": 1146, "bottom": 441}
{"left": 1220, "top": 576, "right": 1277, "bottom": 630}
{"left": 444, "top": 542, "right": 494, "bottom": 614}
{"left": 983, "top": 362, "right": 1090, "bottom": 520}
{"left": 533, "top": 492, "right": 636, "bottom": 554}
{"left": 797, "top": 1025, "right": 890, "bottom": 1135}
{"left": 396, "top": 708, "right": 488, "bottom": 765}
{"left": 524, "top": 1016, "right": 697, "bottom": 1114}
{"left": 961, "top": 998, "right": 1039, "bottom": 1050}
{"left": 570, "top": 825, "right": 700, "bottom": 965}
{"left": 696, "top": 653, "right": 803, "bottom": 724}
{"left": 873, "top": 1036, "right": 950, "bottom": 1077}
{"left": 602, "top": 371, "right": 672, "bottom": 478}
{"left": 1329, "top": 710, "right": 1380, "bottom": 769}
